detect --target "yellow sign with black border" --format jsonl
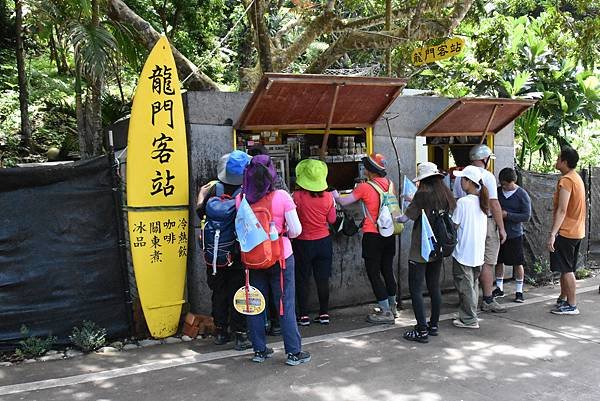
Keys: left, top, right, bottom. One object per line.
{"left": 412, "top": 37, "right": 465, "bottom": 66}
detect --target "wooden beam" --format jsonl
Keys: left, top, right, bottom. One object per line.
{"left": 479, "top": 104, "right": 499, "bottom": 144}
{"left": 320, "top": 84, "right": 341, "bottom": 159}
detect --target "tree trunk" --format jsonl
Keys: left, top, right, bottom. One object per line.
{"left": 248, "top": 0, "right": 273, "bottom": 72}
{"left": 86, "top": 0, "right": 104, "bottom": 157}
{"left": 107, "top": 0, "right": 220, "bottom": 91}
{"left": 75, "top": 66, "right": 91, "bottom": 158}
{"left": 15, "top": 0, "right": 32, "bottom": 149}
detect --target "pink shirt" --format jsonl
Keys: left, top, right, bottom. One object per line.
{"left": 236, "top": 190, "right": 296, "bottom": 259}
{"left": 293, "top": 190, "right": 336, "bottom": 240}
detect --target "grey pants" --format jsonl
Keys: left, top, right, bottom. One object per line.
{"left": 452, "top": 258, "right": 481, "bottom": 325}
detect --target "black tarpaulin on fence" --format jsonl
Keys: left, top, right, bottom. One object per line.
{"left": 520, "top": 168, "right": 590, "bottom": 270}
{"left": 0, "top": 156, "right": 130, "bottom": 350}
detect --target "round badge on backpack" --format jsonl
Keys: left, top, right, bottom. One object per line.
{"left": 233, "top": 286, "right": 266, "bottom": 315}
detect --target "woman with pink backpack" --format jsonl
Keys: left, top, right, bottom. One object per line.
{"left": 237, "top": 155, "right": 311, "bottom": 366}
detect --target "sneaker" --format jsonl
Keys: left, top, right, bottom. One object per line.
{"left": 233, "top": 331, "right": 252, "bottom": 351}
{"left": 481, "top": 298, "right": 507, "bottom": 313}
{"left": 556, "top": 297, "right": 567, "bottom": 308}
{"left": 492, "top": 288, "right": 505, "bottom": 298}
{"left": 514, "top": 292, "right": 525, "bottom": 303}
{"left": 366, "top": 310, "right": 395, "bottom": 324}
{"left": 251, "top": 347, "right": 274, "bottom": 363}
{"left": 551, "top": 303, "right": 580, "bottom": 315}
{"left": 297, "top": 316, "right": 310, "bottom": 326}
{"left": 403, "top": 327, "right": 429, "bottom": 343}
{"left": 286, "top": 351, "right": 311, "bottom": 366}
{"left": 390, "top": 302, "right": 400, "bottom": 318}
{"left": 452, "top": 319, "right": 479, "bottom": 329}
{"left": 213, "top": 328, "right": 230, "bottom": 345}
{"left": 427, "top": 322, "right": 439, "bottom": 336}
{"left": 313, "top": 314, "right": 330, "bottom": 325}
{"left": 267, "top": 325, "right": 281, "bottom": 336}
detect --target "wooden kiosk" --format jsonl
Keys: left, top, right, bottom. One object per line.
{"left": 234, "top": 73, "right": 406, "bottom": 190}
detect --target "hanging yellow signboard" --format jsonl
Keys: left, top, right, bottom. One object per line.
{"left": 411, "top": 37, "right": 465, "bottom": 66}
{"left": 126, "top": 36, "right": 189, "bottom": 338}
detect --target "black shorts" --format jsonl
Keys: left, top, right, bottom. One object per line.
{"left": 497, "top": 235, "right": 525, "bottom": 266}
{"left": 550, "top": 235, "right": 582, "bottom": 273}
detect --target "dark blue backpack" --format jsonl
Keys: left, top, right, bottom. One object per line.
{"left": 202, "top": 182, "right": 241, "bottom": 275}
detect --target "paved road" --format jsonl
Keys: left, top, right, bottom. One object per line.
{"left": 1, "top": 279, "right": 599, "bottom": 401}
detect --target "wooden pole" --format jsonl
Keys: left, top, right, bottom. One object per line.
{"left": 320, "top": 84, "right": 341, "bottom": 159}
{"left": 479, "top": 104, "right": 499, "bottom": 144}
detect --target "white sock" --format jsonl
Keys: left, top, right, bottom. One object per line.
{"left": 516, "top": 280, "right": 524, "bottom": 293}
{"left": 496, "top": 277, "right": 504, "bottom": 291}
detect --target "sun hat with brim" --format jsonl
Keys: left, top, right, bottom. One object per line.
{"left": 413, "top": 161, "right": 444, "bottom": 182}
{"left": 296, "top": 159, "right": 328, "bottom": 192}
{"left": 217, "top": 150, "right": 251, "bottom": 185}
{"left": 453, "top": 165, "right": 483, "bottom": 189}
{"left": 362, "top": 153, "right": 387, "bottom": 176}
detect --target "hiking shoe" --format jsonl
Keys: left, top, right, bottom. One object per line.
{"left": 390, "top": 302, "right": 400, "bottom": 318}
{"left": 403, "top": 327, "right": 429, "bottom": 343}
{"left": 427, "top": 322, "right": 439, "bottom": 336}
{"left": 551, "top": 303, "right": 580, "bottom": 315}
{"left": 298, "top": 316, "right": 310, "bottom": 326}
{"left": 514, "top": 292, "right": 525, "bottom": 303}
{"left": 286, "top": 351, "right": 311, "bottom": 366}
{"left": 251, "top": 347, "right": 274, "bottom": 363}
{"left": 234, "top": 332, "right": 252, "bottom": 351}
{"left": 213, "top": 331, "right": 230, "bottom": 345}
{"left": 492, "top": 288, "right": 505, "bottom": 298}
{"left": 313, "top": 314, "right": 330, "bottom": 325}
{"left": 481, "top": 298, "right": 507, "bottom": 313}
{"left": 267, "top": 322, "right": 281, "bottom": 336}
{"left": 452, "top": 319, "right": 479, "bottom": 329}
{"left": 366, "top": 310, "right": 395, "bottom": 324}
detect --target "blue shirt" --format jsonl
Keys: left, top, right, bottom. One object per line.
{"left": 498, "top": 186, "right": 531, "bottom": 239}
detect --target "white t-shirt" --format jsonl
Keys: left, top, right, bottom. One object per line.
{"left": 453, "top": 166, "right": 498, "bottom": 200}
{"left": 502, "top": 188, "right": 518, "bottom": 198}
{"left": 451, "top": 194, "right": 487, "bottom": 267}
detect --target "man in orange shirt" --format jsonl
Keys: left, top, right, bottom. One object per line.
{"left": 547, "top": 147, "right": 586, "bottom": 315}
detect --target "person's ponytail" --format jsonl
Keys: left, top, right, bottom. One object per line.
{"left": 478, "top": 180, "right": 489, "bottom": 215}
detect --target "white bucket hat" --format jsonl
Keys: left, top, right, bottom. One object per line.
{"left": 453, "top": 165, "right": 483, "bottom": 189}
{"left": 413, "top": 162, "right": 444, "bottom": 182}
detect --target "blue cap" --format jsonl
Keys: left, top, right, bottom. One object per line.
{"left": 218, "top": 150, "right": 251, "bottom": 185}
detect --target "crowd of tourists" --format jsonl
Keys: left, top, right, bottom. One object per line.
{"left": 195, "top": 144, "right": 587, "bottom": 365}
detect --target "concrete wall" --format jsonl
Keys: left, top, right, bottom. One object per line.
{"left": 183, "top": 91, "right": 516, "bottom": 314}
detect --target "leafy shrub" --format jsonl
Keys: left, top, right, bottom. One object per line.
{"left": 69, "top": 321, "right": 107, "bottom": 353}
{"left": 15, "top": 325, "right": 56, "bottom": 359}
{"left": 575, "top": 268, "right": 592, "bottom": 280}
{"left": 526, "top": 258, "right": 554, "bottom": 286}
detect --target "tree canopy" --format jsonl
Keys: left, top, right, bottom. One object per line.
{"left": 1, "top": 0, "right": 598, "bottom": 168}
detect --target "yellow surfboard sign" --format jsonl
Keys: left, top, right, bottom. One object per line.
{"left": 126, "top": 36, "right": 189, "bottom": 338}
{"left": 412, "top": 37, "right": 465, "bottom": 66}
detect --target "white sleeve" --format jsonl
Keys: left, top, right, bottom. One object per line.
{"left": 284, "top": 209, "right": 302, "bottom": 239}
{"left": 483, "top": 170, "right": 498, "bottom": 199}
{"left": 452, "top": 199, "right": 463, "bottom": 225}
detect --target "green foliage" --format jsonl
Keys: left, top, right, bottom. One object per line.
{"left": 575, "top": 268, "right": 592, "bottom": 280}
{"left": 69, "top": 320, "right": 107, "bottom": 353}
{"left": 409, "top": 3, "right": 600, "bottom": 171}
{"left": 15, "top": 325, "right": 57, "bottom": 359}
{"left": 526, "top": 258, "right": 553, "bottom": 286}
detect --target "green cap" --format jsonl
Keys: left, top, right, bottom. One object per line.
{"left": 295, "top": 159, "right": 328, "bottom": 192}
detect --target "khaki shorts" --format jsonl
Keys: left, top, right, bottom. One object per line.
{"left": 484, "top": 218, "right": 500, "bottom": 265}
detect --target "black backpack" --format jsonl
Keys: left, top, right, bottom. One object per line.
{"left": 430, "top": 209, "right": 457, "bottom": 258}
